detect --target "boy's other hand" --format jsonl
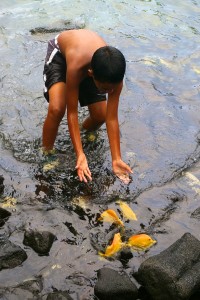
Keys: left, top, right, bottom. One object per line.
{"left": 112, "top": 159, "right": 133, "bottom": 184}
{"left": 76, "top": 153, "right": 92, "bottom": 183}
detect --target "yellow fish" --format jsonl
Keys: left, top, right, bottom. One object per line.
{"left": 127, "top": 234, "right": 156, "bottom": 251}
{"left": 98, "top": 209, "right": 124, "bottom": 227}
{"left": 117, "top": 200, "right": 137, "bottom": 221}
{"left": 99, "top": 233, "right": 123, "bottom": 257}
{"left": 1, "top": 197, "right": 17, "bottom": 209}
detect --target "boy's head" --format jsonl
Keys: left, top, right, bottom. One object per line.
{"left": 90, "top": 46, "right": 126, "bottom": 84}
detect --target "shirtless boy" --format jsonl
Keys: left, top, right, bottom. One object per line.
{"left": 43, "top": 29, "right": 132, "bottom": 183}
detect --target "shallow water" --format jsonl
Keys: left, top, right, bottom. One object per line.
{"left": 0, "top": 0, "right": 200, "bottom": 299}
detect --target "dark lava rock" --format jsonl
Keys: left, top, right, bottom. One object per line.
{"left": 23, "top": 229, "right": 57, "bottom": 256}
{"left": 0, "top": 278, "right": 43, "bottom": 299}
{"left": 137, "top": 286, "right": 153, "bottom": 300}
{"left": 30, "top": 18, "right": 85, "bottom": 35}
{"left": 94, "top": 267, "right": 138, "bottom": 300}
{"left": 0, "top": 237, "right": 27, "bottom": 271}
{"left": 0, "top": 175, "right": 4, "bottom": 194}
{"left": 119, "top": 248, "right": 133, "bottom": 263}
{"left": 190, "top": 290, "right": 200, "bottom": 300}
{"left": 191, "top": 207, "right": 200, "bottom": 220}
{"left": 0, "top": 207, "right": 11, "bottom": 219}
{"left": 45, "top": 291, "right": 73, "bottom": 300}
{"left": 137, "top": 232, "right": 200, "bottom": 300}
{"left": 0, "top": 175, "right": 4, "bottom": 184}
{"left": 0, "top": 207, "right": 11, "bottom": 227}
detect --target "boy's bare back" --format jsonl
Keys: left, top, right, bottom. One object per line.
{"left": 58, "top": 29, "right": 106, "bottom": 75}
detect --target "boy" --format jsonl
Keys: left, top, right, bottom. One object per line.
{"left": 43, "top": 29, "right": 132, "bottom": 183}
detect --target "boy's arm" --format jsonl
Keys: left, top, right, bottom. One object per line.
{"left": 66, "top": 69, "right": 92, "bottom": 183}
{"left": 106, "top": 82, "right": 133, "bottom": 182}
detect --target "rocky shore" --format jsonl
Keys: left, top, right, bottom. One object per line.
{"left": 1, "top": 4, "right": 200, "bottom": 299}
{"left": 1, "top": 183, "right": 200, "bottom": 300}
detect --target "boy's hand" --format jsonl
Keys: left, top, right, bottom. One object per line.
{"left": 112, "top": 159, "right": 133, "bottom": 184}
{"left": 76, "top": 153, "right": 92, "bottom": 183}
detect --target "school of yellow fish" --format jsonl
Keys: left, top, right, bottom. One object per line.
{"left": 98, "top": 200, "right": 156, "bottom": 258}
{"left": 1, "top": 195, "right": 155, "bottom": 259}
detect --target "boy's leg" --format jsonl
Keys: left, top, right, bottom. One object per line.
{"left": 42, "top": 82, "right": 66, "bottom": 151}
{"left": 82, "top": 100, "right": 107, "bottom": 131}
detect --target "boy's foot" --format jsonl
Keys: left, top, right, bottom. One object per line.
{"left": 40, "top": 148, "right": 59, "bottom": 172}
{"left": 80, "top": 123, "right": 99, "bottom": 143}
{"left": 86, "top": 131, "right": 98, "bottom": 142}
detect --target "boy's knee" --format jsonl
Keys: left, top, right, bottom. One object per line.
{"left": 92, "top": 115, "right": 106, "bottom": 126}
{"left": 91, "top": 111, "right": 106, "bottom": 124}
{"left": 97, "top": 114, "right": 106, "bottom": 124}
{"left": 48, "top": 106, "right": 65, "bottom": 121}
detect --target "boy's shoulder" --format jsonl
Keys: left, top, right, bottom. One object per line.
{"left": 58, "top": 29, "right": 106, "bottom": 52}
{"left": 58, "top": 29, "right": 106, "bottom": 70}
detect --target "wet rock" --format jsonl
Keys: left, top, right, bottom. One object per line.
{"left": 191, "top": 207, "right": 200, "bottom": 220}
{"left": 119, "top": 248, "right": 133, "bottom": 265}
{"left": 0, "top": 278, "right": 43, "bottom": 299}
{"left": 0, "top": 237, "right": 27, "bottom": 271}
{"left": 30, "top": 17, "right": 85, "bottom": 35}
{"left": 0, "top": 288, "right": 36, "bottom": 300}
{"left": 44, "top": 291, "right": 73, "bottom": 300}
{"left": 94, "top": 267, "right": 138, "bottom": 300}
{"left": 0, "top": 175, "right": 4, "bottom": 183}
{"left": 17, "top": 278, "right": 43, "bottom": 294}
{"left": 0, "top": 207, "right": 11, "bottom": 219}
{"left": 136, "top": 232, "right": 200, "bottom": 300}
{"left": 0, "top": 207, "right": 11, "bottom": 227}
{"left": 137, "top": 286, "right": 153, "bottom": 300}
{"left": 23, "top": 229, "right": 57, "bottom": 256}
{"left": 0, "top": 175, "right": 4, "bottom": 194}
{"left": 190, "top": 290, "right": 200, "bottom": 300}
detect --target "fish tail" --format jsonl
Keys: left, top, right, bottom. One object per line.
{"left": 98, "top": 251, "right": 106, "bottom": 257}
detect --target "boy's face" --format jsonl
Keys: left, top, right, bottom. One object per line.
{"left": 88, "top": 69, "right": 118, "bottom": 94}
{"left": 93, "top": 79, "right": 118, "bottom": 94}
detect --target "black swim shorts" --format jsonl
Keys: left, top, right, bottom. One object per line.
{"left": 43, "top": 35, "right": 106, "bottom": 107}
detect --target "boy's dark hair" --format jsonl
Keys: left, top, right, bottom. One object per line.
{"left": 91, "top": 46, "right": 126, "bottom": 83}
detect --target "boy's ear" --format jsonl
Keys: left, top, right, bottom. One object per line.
{"left": 88, "top": 69, "right": 94, "bottom": 77}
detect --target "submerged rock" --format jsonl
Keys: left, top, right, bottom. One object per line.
{"left": 23, "top": 229, "right": 57, "bottom": 256}
{"left": 0, "top": 175, "right": 4, "bottom": 194}
{"left": 0, "top": 237, "right": 27, "bottom": 271}
{"left": 94, "top": 267, "right": 138, "bottom": 300}
{"left": 137, "top": 232, "right": 200, "bottom": 300}
{"left": 0, "top": 207, "right": 11, "bottom": 227}
{"left": 0, "top": 278, "right": 43, "bottom": 299}
{"left": 45, "top": 291, "right": 73, "bottom": 300}
{"left": 191, "top": 207, "right": 200, "bottom": 220}
{"left": 30, "top": 17, "right": 85, "bottom": 35}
